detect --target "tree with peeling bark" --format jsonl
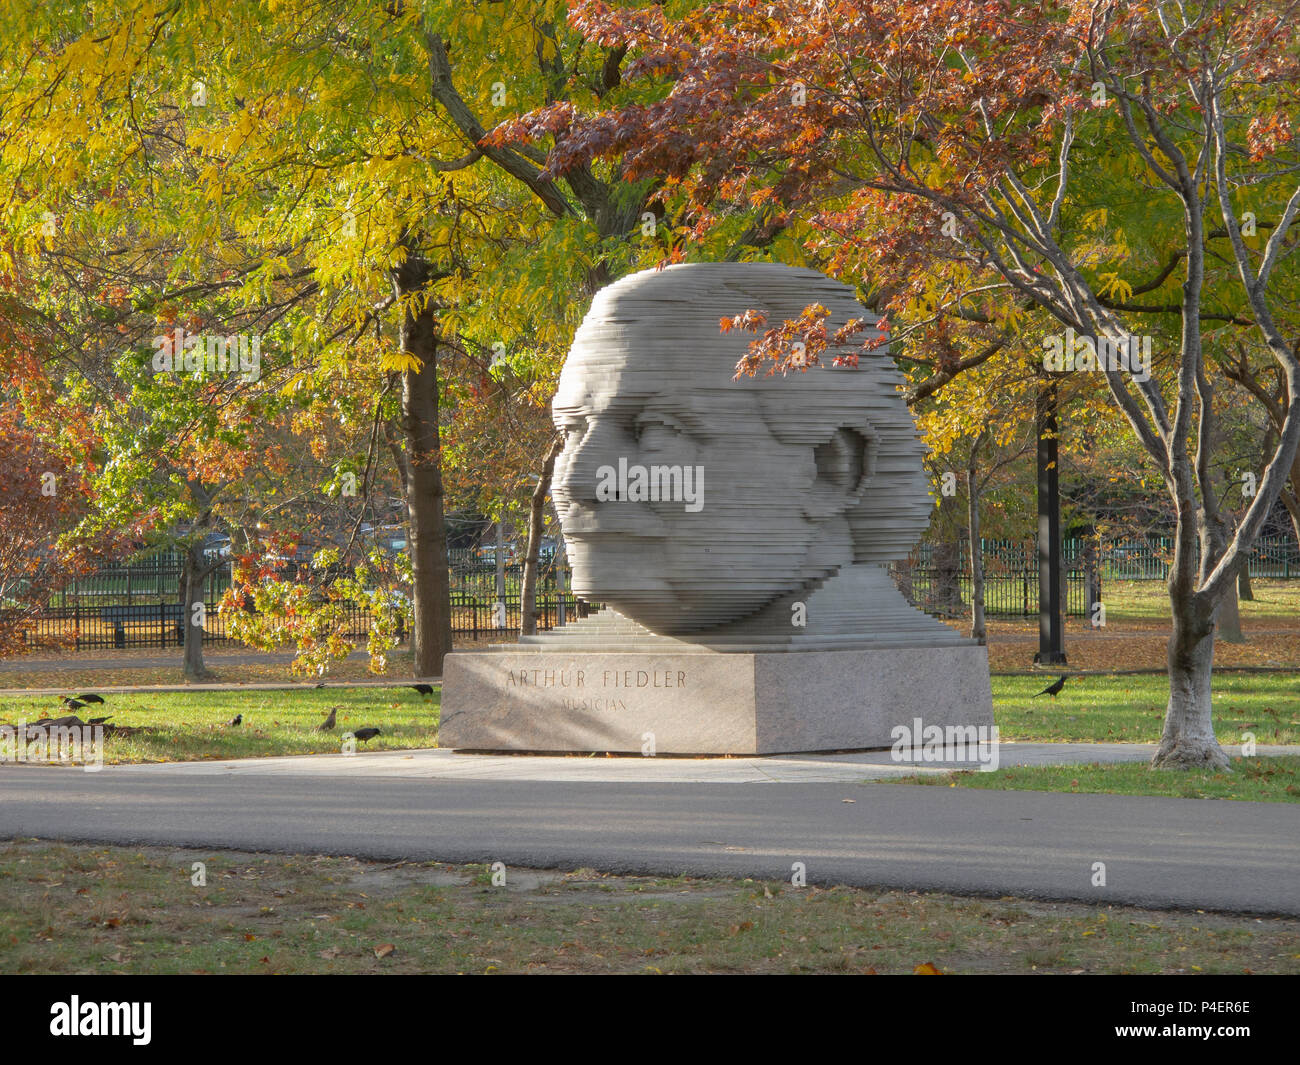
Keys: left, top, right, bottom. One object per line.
{"left": 512, "top": 0, "right": 1300, "bottom": 769}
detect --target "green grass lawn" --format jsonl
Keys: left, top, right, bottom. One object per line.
{"left": 2, "top": 841, "right": 1296, "bottom": 974}
{"left": 991, "top": 672, "right": 1299, "bottom": 745}
{"left": 0, "top": 687, "right": 439, "bottom": 763}
{"left": 910, "top": 756, "right": 1300, "bottom": 803}
{"left": 1098, "top": 579, "right": 1300, "bottom": 622}
{"left": 0, "top": 672, "right": 1295, "bottom": 764}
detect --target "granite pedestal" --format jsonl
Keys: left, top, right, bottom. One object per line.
{"left": 439, "top": 641, "right": 993, "bottom": 755}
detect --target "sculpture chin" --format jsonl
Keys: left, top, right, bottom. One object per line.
{"left": 574, "top": 548, "right": 837, "bottom": 631}
{"left": 570, "top": 544, "right": 808, "bottom": 634}
{"left": 587, "top": 590, "right": 803, "bottom": 636}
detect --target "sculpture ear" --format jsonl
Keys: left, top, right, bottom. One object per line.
{"left": 813, "top": 427, "right": 872, "bottom": 498}
{"left": 802, "top": 427, "right": 873, "bottom": 524}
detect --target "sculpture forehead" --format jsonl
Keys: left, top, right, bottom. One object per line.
{"left": 554, "top": 262, "right": 887, "bottom": 415}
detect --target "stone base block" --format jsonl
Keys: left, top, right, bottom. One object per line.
{"left": 439, "top": 645, "right": 993, "bottom": 755}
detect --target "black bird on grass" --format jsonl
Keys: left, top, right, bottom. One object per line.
{"left": 86, "top": 716, "right": 112, "bottom": 726}
{"left": 352, "top": 727, "right": 381, "bottom": 744}
{"left": 1034, "top": 675, "right": 1068, "bottom": 699}
{"left": 34, "top": 715, "right": 83, "bottom": 728}
{"left": 61, "top": 698, "right": 86, "bottom": 711}
{"left": 226, "top": 713, "right": 243, "bottom": 727}
{"left": 315, "top": 707, "right": 338, "bottom": 732}
{"left": 77, "top": 693, "right": 105, "bottom": 704}
{"left": 410, "top": 683, "right": 434, "bottom": 697}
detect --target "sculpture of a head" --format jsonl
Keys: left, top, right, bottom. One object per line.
{"left": 552, "top": 263, "right": 931, "bottom": 634}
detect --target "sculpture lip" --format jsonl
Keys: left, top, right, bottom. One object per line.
{"left": 563, "top": 528, "right": 666, "bottom": 541}
{"left": 560, "top": 508, "right": 668, "bottom": 537}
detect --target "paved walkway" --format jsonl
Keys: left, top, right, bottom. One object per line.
{"left": 2, "top": 752, "right": 1296, "bottom": 915}
{"left": 98, "top": 742, "right": 1296, "bottom": 783}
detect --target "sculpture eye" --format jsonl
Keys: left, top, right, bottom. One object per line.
{"left": 559, "top": 418, "right": 587, "bottom": 444}
{"left": 636, "top": 418, "right": 683, "bottom": 450}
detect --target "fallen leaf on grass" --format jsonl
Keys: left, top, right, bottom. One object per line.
{"left": 373, "top": 943, "right": 396, "bottom": 959}
{"left": 317, "top": 947, "right": 342, "bottom": 960}
{"left": 913, "top": 961, "right": 943, "bottom": 975}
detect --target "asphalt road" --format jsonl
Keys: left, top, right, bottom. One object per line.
{"left": 1, "top": 768, "right": 1297, "bottom": 915}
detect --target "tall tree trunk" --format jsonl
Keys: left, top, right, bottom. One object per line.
{"left": 931, "top": 492, "right": 963, "bottom": 617}
{"left": 494, "top": 520, "right": 506, "bottom": 627}
{"left": 1211, "top": 517, "right": 1245, "bottom": 645}
{"left": 394, "top": 254, "right": 452, "bottom": 678}
{"left": 1207, "top": 453, "right": 1245, "bottom": 646}
{"left": 1154, "top": 411, "right": 1230, "bottom": 769}
{"left": 555, "top": 533, "right": 569, "bottom": 626}
{"left": 520, "top": 434, "right": 564, "bottom": 636}
{"left": 1217, "top": 579, "right": 1244, "bottom": 642}
{"left": 1260, "top": 425, "right": 1300, "bottom": 552}
{"left": 1154, "top": 602, "right": 1228, "bottom": 769}
{"left": 1083, "top": 534, "right": 1102, "bottom": 622}
{"left": 1281, "top": 424, "right": 1300, "bottom": 549}
{"left": 966, "top": 435, "right": 987, "bottom": 644}
{"left": 179, "top": 482, "right": 217, "bottom": 682}
{"left": 181, "top": 538, "right": 211, "bottom": 681}
{"left": 1238, "top": 563, "right": 1254, "bottom": 601}
{"left": 1284, "top": 479, "right": 1300, "bottom": 550}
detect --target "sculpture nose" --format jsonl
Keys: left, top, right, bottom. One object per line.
{"left": 556, "top": 416, "right": 627, "bottom": 505}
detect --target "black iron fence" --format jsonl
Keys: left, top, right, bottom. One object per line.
{"left": 8, "top": 548, "right": 585, "bottom": 652}
{"left": 890, "top": 541, "right": 1092, "bottom": 619}
{"left": 1094, "top": 534, "right": 1300, "bottom": 579}
{"left": 889, "top": 533, "right": 1299, "bottom": 619}
{"left": 11, "top": 592, "right": 587, "bottom": 652}
{"left": 7, "top": 533, "right": 1297, "bottom": 649}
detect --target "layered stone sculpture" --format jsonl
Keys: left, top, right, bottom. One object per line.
{"left": 440, "top": 263, "right": 993, "bottom": 753}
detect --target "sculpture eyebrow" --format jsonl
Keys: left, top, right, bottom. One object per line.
{"left": 555, "top": 388, "right": 594, "bottom": 411}
{"left": 634, "top": 411, "right": 685, "bottom": 428}
{"left": 639, "top": 399, "right": 709, "bottom": 435}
